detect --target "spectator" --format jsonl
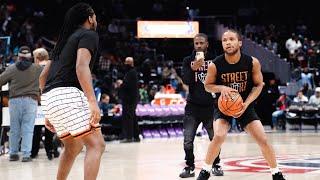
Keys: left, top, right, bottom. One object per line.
{"left": 21, "top": 18, "right": 34, "bottom": 47}
{"left": 271, "top": 92, "right": 292, "bottom": 130}
{"left": 257, "top": 78, "right": 279, "bottom": 126}
{"left": 309, "top": 87, "right": 320, "bottom": 106}
{"left": 293, "top": 90, "right": 308, "bottom": 103}
{"left": 99, "top": 93, "right": 116, "bottom": 116}
{"left": 308, "top": 48, "right": 319, "bottom": 68}
{"left": 138, "top": 81, "right": 149, "bottom": 104}
{"left": 300, "top": 67, "right": 313, "bottom": 89}
{"left": 31, "top": 48, "right": 59, "bottom": 160}
{"left": 296, "top": 49, "right": 307, "bottom": 68}
{"left": 162, "top": 61, "right": 178, "bottom": 81}
{"left": 33, "top": 47, "right": 49, "bottom": 66}
{"left": 301, "top": 82, "right": 313, "bottom": 98}
{"left": 0, "top": 46, "right": 42, "bottom": 162}
{"left": 148, "top": 84, "right": 158, "bottom": 102}
{"left": 285, "top": 33, "right": 302, "bottom": 56}
{"left": 119, "top": 57, "right": 140, "bottom": 142}
{"left": 97, "top": 51, "right": 111, "bottom": 78}
{"left": 107, "top": 19, "right": 119, "bottom": 34}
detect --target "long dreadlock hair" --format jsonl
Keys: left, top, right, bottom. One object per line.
{"left": 51, "top": 3, "right": 94, "bottom": 61}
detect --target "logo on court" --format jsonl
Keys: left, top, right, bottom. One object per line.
{"left": 195, "top": 155, "right": 320, "bottom": 174}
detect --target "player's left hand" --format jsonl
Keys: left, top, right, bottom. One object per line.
{"left": 88, "top": 101, "right": 102, "bottom": 126}
{"left": 233, "top": 102, "right": 249, "bottom": 118}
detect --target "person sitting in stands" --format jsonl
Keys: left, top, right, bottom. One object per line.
{"left": 271, "top": 91, "right": 292, "bottom": 130}
{"left": 293, "top": 90, "right": 308, "bottom": 103}
{"left": 99, "top": 93, "right": 118, "bottom": 116}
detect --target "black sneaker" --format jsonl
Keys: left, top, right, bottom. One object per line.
{"left": 212, "top": 165, "right": 224, "bottom": 176}
{"left": 9, "top": 154, "right": 19, "bottom": 161}
{"left": 196, "top": 169, "right": 210, "bottom": 180}
{"left": 179, "top": 166, "right": 195, "bottom": 178}
{"left": 47, "top": 152, "right": 53, "bottom": 160}
{"left": 21, "top": 156, "right": 32, "bottom": 162}
{"left": 273, "top": 172, "right": 286, "bottom": 180}
{"left": 53, "top": 150, "right": 60, "bottom": 158}
{"left": 30, "top": 153, "right": 38, "bottom": 159}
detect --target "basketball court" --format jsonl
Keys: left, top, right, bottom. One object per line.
{"left": 1, "top": 131, "right": 319, "bottom": 180}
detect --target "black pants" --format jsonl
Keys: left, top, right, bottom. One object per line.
{"left": 183, "top": 105, "right": 220, "bottom": 167}
{"left": 122, "top": 103, "right": 139, "bottom": 139}
{"left": 31, "top": 125, "right": 57, "bottom": 157}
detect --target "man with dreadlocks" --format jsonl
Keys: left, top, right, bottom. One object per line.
{"left": 39, "top": 3, "right": 105, "bottom": 180}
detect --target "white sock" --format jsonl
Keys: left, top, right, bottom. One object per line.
{"left": 202, "top": 163, "right": 212, "bottom": 172}
{"left": 270, "top": 167, "right": 280, "bottom": 175}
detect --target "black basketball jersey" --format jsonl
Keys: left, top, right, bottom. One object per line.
{"left": 214, "top": 53, "right": 254, "bottom": 100}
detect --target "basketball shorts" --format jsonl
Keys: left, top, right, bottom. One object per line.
{"left": 41, "top": 87, "right": 100, "bottom": 140}
{"left": 214, "top": 104, "right": 260, "bottom": 128}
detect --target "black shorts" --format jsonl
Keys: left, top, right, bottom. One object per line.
{"left": 214, "top": 104, "right": 260, "bottom": 129}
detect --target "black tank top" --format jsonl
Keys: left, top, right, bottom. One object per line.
{"left": 214, "top": 53, "right": 254, "bottom": 100}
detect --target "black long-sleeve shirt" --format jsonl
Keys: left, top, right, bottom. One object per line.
{"left": 119, "top": 67, "right": 139, "bottom": 104}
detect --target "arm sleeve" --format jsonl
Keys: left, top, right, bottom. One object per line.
{"left": 78, "top": 30, "right": 99, "bottom": 56}
{"left": 0, "top": 66, "right": 14, "bottom": 86}
{"left": 182, "top": 57, "right": 195, "bottom": 85}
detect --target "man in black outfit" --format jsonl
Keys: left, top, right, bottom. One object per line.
{"left": 179, "top": 33, "right": 224, "bottom": 178}
{"left": 119, "top": 57, "right": 140, "bottom": 143}
{"left": 31, "top": 126, "right": 60, "bottom": 160}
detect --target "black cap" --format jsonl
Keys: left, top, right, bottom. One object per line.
{"left": 18, "top": 46, "right": 32, "bottom": 59}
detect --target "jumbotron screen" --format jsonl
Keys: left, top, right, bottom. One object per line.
{"left": 137, "top": 21, "right": 199, "bottom": 38}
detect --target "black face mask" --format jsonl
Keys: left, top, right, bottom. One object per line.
{"left": 124, "top": 64, "right": 132, "bottom": 71}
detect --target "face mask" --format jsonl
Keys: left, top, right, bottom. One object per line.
{"left": 125, "top": 64, "right": 132, "bottom": 70}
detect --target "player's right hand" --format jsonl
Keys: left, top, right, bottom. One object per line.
{"left": 44, "top": 118, "right": 56, "bottom": 133}
{"left": 191, "top": 58, "right": 205, "bottom": 70}
{"left": 220, "top": 86, "right": 237, "bottom": 100}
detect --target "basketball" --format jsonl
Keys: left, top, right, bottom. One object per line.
{"left": 218, "top": 91, "right": 243, "bottom": 117}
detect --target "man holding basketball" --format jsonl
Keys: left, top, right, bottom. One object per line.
{"left": 196, "top": 29, "right": 285, "bottom": 180}
{"left": 180, "top": 33, "right": 223, "bottom": 178}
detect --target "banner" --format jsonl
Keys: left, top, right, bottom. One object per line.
{"left": 137, "top": 21, "right": 199, "bottom": 38}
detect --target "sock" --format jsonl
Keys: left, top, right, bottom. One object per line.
{"left": 270, "top": 167, "right": 280, "bottom": 175}
{"left": 202, "top": 163, "right": 212, "bottom": 172}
